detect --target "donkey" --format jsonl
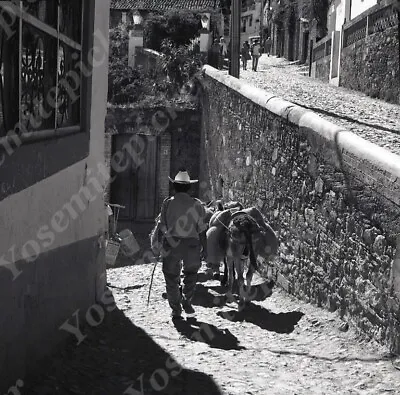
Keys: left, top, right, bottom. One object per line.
{"left": 206, "top": 206, "right": 279, "bottom": 301}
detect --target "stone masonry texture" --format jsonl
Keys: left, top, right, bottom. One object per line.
{"left": 315, "top": 56, "right": 331, "bottom": 83}
{"left": 199, "top": 66, "right": 400, "bottom": 353}
{"left": 341, "top": 26, "right": 399, "bottom": 104}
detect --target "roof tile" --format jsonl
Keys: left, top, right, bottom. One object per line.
{"left": 110, "top": 0, "right": 219, "bottom": 11}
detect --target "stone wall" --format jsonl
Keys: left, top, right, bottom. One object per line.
{"left": 315, "top": 56, "right": 331, "bottom": 82}
{"left": 199, "top": 66, "right": 400, "bottom": 353}
{"left": 340, "top": 14, "right": 399, "bottom": 103}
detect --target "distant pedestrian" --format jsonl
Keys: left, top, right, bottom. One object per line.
{"left": 154, "top": 170, "right": 208, "bottom": 320}
{"left": 265, "top": 37, "right": 272, "bottom": 57}
{"left": 219, "top": 37, "right": 228, "bottom": 69}
{"left": 240, "top": 42, "right": 250, "bottom": 70}
{"left": 208, "top": 39, "right": 221, "bottom": 69}
{"left": 251, "top": 40, "right": 261, "bottom": 71}
{"left": 193, "top": 39, "right": 200, "bottom": 54}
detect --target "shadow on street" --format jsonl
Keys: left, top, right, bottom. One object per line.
{"left": 217, "top": 302, "right": 304, "bottom": 334}
{"left": 193, "top": 280, "right": 275, "bottom": 309}
{"left": 173, "top": 317, "right": 245, "bottom": 351}
{"left": 23, "top": 292, "right": 224, "bottom": 395}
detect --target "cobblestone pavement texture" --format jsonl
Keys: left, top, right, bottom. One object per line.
{"left": 24, "top": 262, "right": 400, "bottom": 395}
{"left": 238, "top": 56, "right": 400, "bottom": 157}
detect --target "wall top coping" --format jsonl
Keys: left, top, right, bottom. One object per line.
{"left": 314, "top": 34, "right": 332, "bottom": 49}
{"left": 202, "top": 65, "right": 400, "bottom": 179}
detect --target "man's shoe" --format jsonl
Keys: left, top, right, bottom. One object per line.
{"left": 181, "top": 298, "right": 195, "bottom": 315}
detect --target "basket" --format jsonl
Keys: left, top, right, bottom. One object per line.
{"left": 105, "top": 239, "right": 120, "bottom": 266}
{"left": 119, "top": 229, "right": 140, "bottom": 257}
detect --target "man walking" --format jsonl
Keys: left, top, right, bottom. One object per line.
{"left": 157, "top": 170, "right": 207, "bottom": 320}
{"left": 219, "top": 36, "right": 228, "bottom": 69}
{"left": 265, "top": 36, "right": 272, "bottom": 57}
{"left": 208, "top": 39, "right": 221, "bottom": 69}
{"left": 251, "top": 39, "right": 261, "bottom": 71}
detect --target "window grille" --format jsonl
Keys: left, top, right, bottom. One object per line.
{"left": 343, "top": 17, "right": 367, "bottom": 47}
{"left": 368, "top": 5, "right": 398, "bottom": 34}
{"left": 0, "top": 0, "right": 83, "bottom": 136}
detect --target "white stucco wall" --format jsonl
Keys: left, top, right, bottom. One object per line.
{"left": 335, "top": 0, "right": 346, "bottom": 30}
{"left": 240, "top": 1, "right": 263, "bottom": 45}
{"left": 351, "top": 0, "right": 378, "bottom": 19}
{"left": 0, "top": 0, "right": 110, "bottom": 268}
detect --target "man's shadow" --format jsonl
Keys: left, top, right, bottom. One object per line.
{"left": 173, "top": 317, "right": 245, "bottom": 351}
{"left": 217, "top": 302, "right": 304, "bottom": 334}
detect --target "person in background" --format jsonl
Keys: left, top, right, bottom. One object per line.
{"left": 193, "top": 39, "right": 200, "bottom": 54}
{"left": 219, "top": 36, "right": 228, "bottom": 69}
{"left": 157, "top": 170, "right": 208, "bottom": 320}
{"left": 251, "top": 39, "right": 261, "bottom": 71}
{"left": 240, "top": 41, "right": 250, "bottom": 70}
{"left": 265, "top": 36, "right": 272, "bottom": 57}
{"left": 208, "top": 39, "right": 221, "bottom": 69}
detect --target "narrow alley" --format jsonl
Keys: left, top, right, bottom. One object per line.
{"left": 2, "top": 1, "right": 399, "bottom": 394}
{"left": 23, "top": 261, "right": 400, "bottom": 395}
{"left": 21, "top": 53, "right": 400, "bottom": 395}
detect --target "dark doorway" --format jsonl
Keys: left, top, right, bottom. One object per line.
{"left": 111, "top": 134, "right": 159, "bottom": 232}
{"left": 309, "top": 39, "right": 313, "bottom": 76}
{"left": 302, "top": 31, "right": 309, "bottom": 64}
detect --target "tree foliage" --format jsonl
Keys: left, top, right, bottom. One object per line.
{"left": 107, "top": 23, "right": 203, "bottom": 104}
{"left": 271, "top": 0, "right": 333, "bottom": 37}
{"left": 144, "top": 10, "right": 202, "bottom": 51}
{"left": 157, "top": 39, "right": 203, "bottom": 95}
{"left": 309, "top": 0, "right": 333, "bottom": 34}
{"left": 108, "top": 25, "right": 140, "bottom": 104}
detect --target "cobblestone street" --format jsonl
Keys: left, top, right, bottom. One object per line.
{"left": 239, "top": 56, "right": 400, "bottom": 156}
{"left": 24, "top": 262, "right": 400, "bottom": 395}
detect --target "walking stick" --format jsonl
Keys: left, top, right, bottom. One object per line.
{"left": 147, "top": 259, "right": 158, "bottom": 308}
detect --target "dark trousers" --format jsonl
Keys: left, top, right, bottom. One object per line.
{"left": 162, "top": 238, "right": 201, "bottom": 313}
{"left": 252, "top": 55, "right": 260, "bottom": 71}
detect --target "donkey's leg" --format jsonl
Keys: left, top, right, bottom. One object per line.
{"left": 225, "top": 255, "right": 235, "bottom": 302}
{"left": 245, "top": 263, "right": 256, "bottom": 301}
{"left": 221, "top": 257, "right": 228, "bottom": 286}
{"left": 234, "top": 256, "right": 245, "bottom": 302}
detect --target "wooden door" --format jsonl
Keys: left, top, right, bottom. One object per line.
{"left": 111, "top": 134, "right": 159, "bottom": 227}
{"left": 135, "top": 134, "right": 158, "bottom": 221}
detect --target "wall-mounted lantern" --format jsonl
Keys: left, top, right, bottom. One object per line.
{"left": 200, "top": 13, "right": 211, "bottom": 31}
{"left": 132, "top": 10, "right": 143, "bottom": 26}
{"left": 300, "top": 17, "right": 309, "bottom": 30}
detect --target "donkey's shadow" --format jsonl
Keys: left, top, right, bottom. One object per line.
{"left": 217, "top": 302, "right": 304, "bottom": 334}
{"left": 193, "top": 280, "right": 275, "bottom": 309}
